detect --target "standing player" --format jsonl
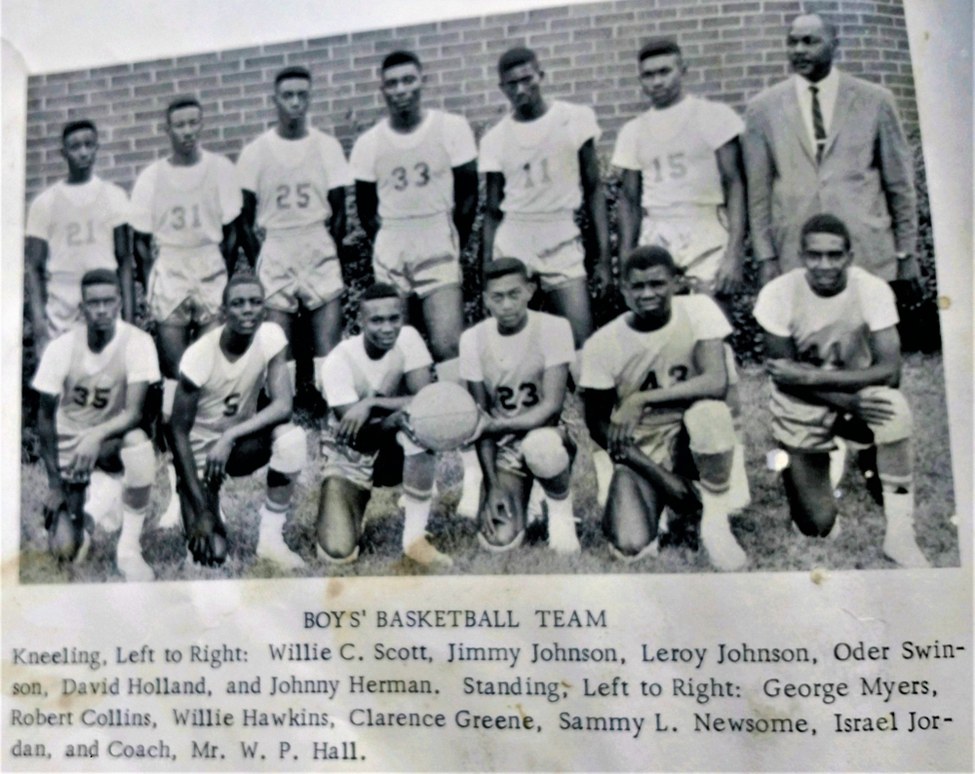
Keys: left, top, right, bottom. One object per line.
{"left": 169, "top": 275, "right": 307, "bottom": 569}
{"left": 316, "top": 283, "right": 450, "bottom": 569}
{"left": 130, "top": 97, "right": 243, "bottom": 527}
{"left": 581, "top": 246, "right": 748, "bottom": 570}
{"left": 459, "top": 258, "right": 579, "bottom": 554}
{"left": 613, "top": 37, "right": 746, "bottom": 303}
{"left": 480, "top": 47, "right": 611, "bottom": 350}
{"left": 32, "top": 269, "right": 159, "bottom": 581}
{"left": 753, "top": 214, "right": 929, "bottom": 567}
{"left": 350, "top": 50, "right": 478, "bottom": 382}
{"left": 25, "top": 120, "right": 134, "bottom": 354}
{"left": 236, "top": 66, "right": 352, "bottom": 393}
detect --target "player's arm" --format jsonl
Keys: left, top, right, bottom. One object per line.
{"left": 876, "top": 95, "right": 919, "bottom": 286}
{"left": 354, "top": 181, "right": 380, "bottom": 244}
{"left": 741, "top": 107, "right": 780, "bottom": 285}
{"left": 480, "top": 364, "right": 569, "bottom": 437}
{"left": 714, "top": 137, "right": 746, "bottom": 296}
{"left": 578, "top": 139, "right": 612, "bottom": 293}
{"left": 67, "top": 381, "right": 152, "bottom": 479}
{"left": 168, "top": 375, "right": 207, "bottom": 512}
{"left": 114, "top": 225, "right": 135, "bottom": 323}
{"left": 132, "top": 229, "right": 154, "bottom": 289}
{"left": 238, "top": 190, "right": 261, "bottom": 268}
{"left": 221, "top": 215, "right": 242, "bottom": 273}
{"left": 24, "top": 236, "right": 50, "bottom": 352}
{"left": 482, "top": 172, "right": 505, "bottom": 270}
{"left": 618, "top": 169, "right": 642, "bottom": 259}
{"left": 327, "top": 186, "right": 347, "bottom": 257}
{"left": 452, "top": 160, "right": 479, "bottom": 254}
{"left": 36, "top": 391, "right": 64, "bottom": 502}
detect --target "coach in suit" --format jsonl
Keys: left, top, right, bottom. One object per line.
{"left": 743, "top": 13, "right": 919, "bottom": 288}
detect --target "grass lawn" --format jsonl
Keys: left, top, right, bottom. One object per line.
{"left": 18, "top": 352, "right": 958, "bottom": 584}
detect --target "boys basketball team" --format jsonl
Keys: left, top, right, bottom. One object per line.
{"left": 26, "top": 14, "right": 932, "bottom": 579}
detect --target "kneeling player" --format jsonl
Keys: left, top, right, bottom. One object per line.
{"left": 753, "top": 213, "right": 928, "bottom": 567}
{"left": 459, "top": 258, "right": 579, "bottom": 553}
{"left": 580, "top": 247, "right": 748, "bottom": 570}
{"left": 316, "top": 283, "right": 449, "bottom": 568}
{"left": 169, "top": 274, "right": 307, "bottom": 569}
{"left": 32, "top": 269, "right": 160, "bottom": 580}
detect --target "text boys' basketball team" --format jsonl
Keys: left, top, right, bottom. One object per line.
{"left": 26, "top": 13, "right": 932, "bottom": 580}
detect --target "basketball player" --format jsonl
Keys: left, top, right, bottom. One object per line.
{"left": 316, "top": 283, "right": 450, "bottom": 569}
{"left": 350, "top": 49, "right": 478, "bottom": 380}
{"left": 753, "top": 213, "right": 928, "bottom": 567}
{"left": 130, "top": 96, "right": 243, "bottom": 528}
{"left": 169, "top": 274, "right": 307, "bottom": 569}
{"left": 581, "top": 246, "right": 749, "bottom": 570}
{"left": 32, "top": 269, "right": 160, "bottom": 581}
{"left": 613, "top": 37, "right": 746, "bottom": 302}
{"left": 459, "top": 258, "right": 579, "bottom": 553}
{"left": 236, "top": 66, "right": 352, "bottom": 392}
{"left": 480, "top": 47, "right": 611, "bottom": 350}
{"left": 25, "top": 120, "right": 134, "bottom": 354}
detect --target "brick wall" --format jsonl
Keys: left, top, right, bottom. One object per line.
{"left": 23, "top": 0, "right": 917, "bottom": 200}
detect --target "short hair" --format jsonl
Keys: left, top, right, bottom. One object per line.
{"left": 62, "top": 120, "right": 97, "bottom": 144}
{"left": 484, "top": 257, "right": 530, "bottom": 285}
{"left": 800, "top": 213, "right": 851, "bottom": 251}
{"left": 498, "top": 47, "right": 539, "bottom": 77}
{"left": 274, "top": 66, "right": 311, "bottom": 87}
{"left": 80, "top": 268, "right": 120, "bottom": 293}
{"left": 639, "top": 37, "right": 682, "bottom": 62}
{"left": 622, "top": 245, "right": 678, "bottom": 279}
{"left": 166, "top": 96, "right": 202, "bottom": 122}
{"left": 360, "top": 282, "right": 402, "bottom": 304}
{"left": 381, "top": 50, "right": 422, "bottom": 73}
{"left": 221, "top": 272, "right": 265, "bottom": 305}
{"left": 790, "top": 13, "right": 839, "bottom": 42}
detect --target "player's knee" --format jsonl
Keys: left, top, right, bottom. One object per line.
{"left": 479, "top": 521, "right": 524, "bottom": 552}
{"left": 861, "top": 387, "right": 912, "bottom": 445}
{"left": 269, "top": 424, "right": 306, "bottom": 474}
{"left": 121, "top": 428, "right": 149, "bottom": 447}
{"left": 782, "top": 466, "right": 837, "bottom": 537}
{"left": 522, "top": 428, "right": 571, "bottom": 480}
{"left": 119, "top": 439, "right": 156, "bottom": 490}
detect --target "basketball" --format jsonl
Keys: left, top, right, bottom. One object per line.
{"left": 409, "top": 382, "right": 480, "bottom": 451}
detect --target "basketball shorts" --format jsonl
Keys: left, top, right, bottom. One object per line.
{"left": 495, "top": 425, "right": 574, "bottom": 478}
{"left": 189, "top": 425, "right": 273, "bottom": 477}
{"left": 320, "top": 424, "right": 406, "bottom": 491}
{"left": 374, "top": 214, "right": 461, "bottom": 299}
{"left": 258, "top": 225, "right": 343, "bottom": 313}
{"left": 148, "top": 244, "right": 226, "bottom": 326}
{"left": 494, "top": 214, "right": 586, "bottom": 291}
{"left": 641, "top": 205, "right": 729, "bottom": 291}
{"left": 771, "top": 385, "right": 912, "bottom": 453}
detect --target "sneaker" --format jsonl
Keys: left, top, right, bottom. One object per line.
{"left": 546, "top": 514, "right": 580, "bottom": 555}
{"left": 157, "top": 463, "right": 182, "bottom": 529}
{"left": 700, "top": 513, "right": 747, "bottom": 571}
{"left": 883, "top": 521, "right": 930, "bottom": 568}
{"left": 404, "top": 535, "right": 453, "bottom": 569}
{"left": 256, "top": 528, "right": 306, "bottom": 570}
{"left": 117, "top": 549, "right": 155, "bottom": 582}
{"left": 456, "top": 484, "right": 480, "bottom": 520}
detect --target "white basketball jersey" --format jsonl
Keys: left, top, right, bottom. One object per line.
{"left": 479, "top": 100, "right": 600, "bottom": 215}
{"left": 236, "top": 129, "right": 351, "bottom": 231}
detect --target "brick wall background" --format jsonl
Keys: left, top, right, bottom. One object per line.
{"left": 23, "top": 0, "right": 918, "bottom": 200}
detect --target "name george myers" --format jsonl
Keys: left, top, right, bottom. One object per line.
{"left": 304, "top": 608, "right": 606, "bottom": 629}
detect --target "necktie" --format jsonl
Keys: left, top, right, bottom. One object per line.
{"left": 810, "top": 85, "right": 827, "bottom": 164}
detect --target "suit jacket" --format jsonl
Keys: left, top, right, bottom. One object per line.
{"left": 743, "top": 72, "right": 916, "bottom": 281}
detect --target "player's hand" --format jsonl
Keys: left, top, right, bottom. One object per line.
{"left": 186, "top": 509, "right": 227, "bottom": 567}
{"left": 609, "top": 438, "right": 636, "bottom": 465}
{"left": 204, "top": 435, "right": 234, "bottom": 484}
{"left": 463, "top": 407, "right": 493, "bottom": 445}
{"left": 67, "top": 432, "right": 101, "bottom": 482}
{"left": 759, "top": 258, "right": 781, "bottom": 287}
{"left": 714, "top": 250, "right": 743, "bottom": 296}
{"left": 336, "top": 401, "right": 373, "bottom": 446}
{"left": 591, "top": 261, "right": 613, "bottom": 298}
{"left": 850, "top": 392, "right": 896, "bottom": 426}
{"left": 609, "top": 394, "right": 644, "bottom": 448}
{"left": 766, "top": 358, "right": 818, "bottom": 387}
{"left": 896, "top": 255, "right": 923, "bottom": 302}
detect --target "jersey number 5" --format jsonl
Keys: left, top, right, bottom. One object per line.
{"left": 223, "top": 393, "right": 241, "bottom": 417}
{"left": 497, "top": 382, "right": 540, "bottom": 411}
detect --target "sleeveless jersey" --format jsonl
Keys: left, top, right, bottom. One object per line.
{"left": 459, "top": 311, "right": 574, "bottom": 421}
{"left": 236, "top": 128, "right": 352, "bottom": 231}
{"left": 478, "top": 100, "right": 600, "bottom": 216}
{"left": 753, "top": 266, "right": 899, "bottom": 372}
{"left": 580, "top": 296, "right": 732, "bottom": 430}
{"left": 350, "top": 110, "right": 476, "bottom": 220}
{"left": 179, "top": 322, "right": 287, "bottom": 444}
{"left": 129, "top": 151, "right": 241, "bottom": 248}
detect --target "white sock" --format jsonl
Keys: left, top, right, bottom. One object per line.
{"left": 527, "top": 480, "right": 545, "bottom": 524}
{"left": 546, "top": 494, "right": 580, "bottom": 554}
{"left": 162, "top": 378, "right": 178, "bottom": 422}
{"left": 158, "top": 461, "right": 182, "bottom": 529}
{"left": 286, "top": 360, "right": 297, "bottom": 394}
{"left": 401, "top": 492, "right": 432, "bottom": 549}
{"left": 257, "top": 503, "right": 305, "bottom": 569}
{"left": 456, "top": 449, "right": 482, "bottom": 519}
{"left": 592, "top": 449, "right": 613, "bottom": 510}
{"left": 117, "top": 506, "right": 154, "bottom": 581}
{"left": 829, "top": 438, "right": 848, "bottom": 491}
{"left": 314, "top": 355, "right": 327, "bottom": 396}
{"left": 882, "top": 489, "right": 929, "bottom": 568}
{"left": 699, "top": 489, "right": 747, "bottom": 572}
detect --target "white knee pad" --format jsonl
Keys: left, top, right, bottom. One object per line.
{"left": 684, "top": 400, "right": 736, "bottom": 455}
{"left": 861, "top": 387, "right": 912, "bottom": 444}
{"left": 270, "top": 425, "right": 307, "bottom": 474}
{"left": 397, "top": 431, "right": 427, "bottom": 457}
{"left": 522, "top": 428, "right": 570, "bottom": 480}
{"left": 120, "top": 441, "right": 156, "bottom": 489}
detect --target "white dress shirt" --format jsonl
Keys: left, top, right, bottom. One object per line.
{"left": 793, "top": 68, "right": 840, "bottom": 151}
